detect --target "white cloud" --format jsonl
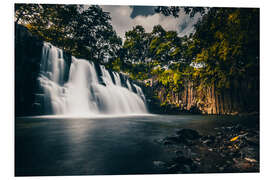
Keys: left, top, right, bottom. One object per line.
{"left": 101, "top": 5, "right": 201, "bottom": 39}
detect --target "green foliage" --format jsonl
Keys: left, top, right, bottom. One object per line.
{"left": 149, "top": 27, "right": 183, "bottom": 65}
{"left": 122, "top": 25, "right": 150, "bottom": 64}
{"left": 15, "top": 4, "right": 122, "bottom": 64}
{"left": 115, "top": 24, "right": 192, "bottom": 83}
{"left": 73, "top": 6, "right": 122, "bottom": 63}
{"left": 192, "top": 8, "right": 259, "bottom": 90}
{"left": 148, "top": 7, "right": 259, "bottom": 108}
{"left": 15, "top": 4, "right": 43, "bottom": 24}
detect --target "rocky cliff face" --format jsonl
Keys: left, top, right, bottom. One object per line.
{"left": 15, "top": 24, "right": 43, "bottom": 116}
{"left": 146, "top": 77, "right": 259, "bottom": 115}
{"left": 195, "top": 79, "right": 259, "bottom": 115}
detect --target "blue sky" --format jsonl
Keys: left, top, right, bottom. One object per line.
{"left": 100, "top": 5, "right": 201, "bottom": 39}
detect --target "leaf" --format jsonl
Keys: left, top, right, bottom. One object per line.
{"left": 230, "top": 136, "right": 239, "bottom": 142}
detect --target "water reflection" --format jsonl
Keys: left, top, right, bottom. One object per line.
{"left": 15, "top": 115, "right": 257, "bottom": 176}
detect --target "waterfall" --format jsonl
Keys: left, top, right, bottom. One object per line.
{"left": 133, "top": 84, "right": 146, "bottom": 102}
{"left": 126, "top": 79, "right": 132, "bottom": 91}
{"left": 38, "top": 42, "right": 148, "bottom": 116}
{"left": 112, "top": 72, "right": 121, "bottom": 86}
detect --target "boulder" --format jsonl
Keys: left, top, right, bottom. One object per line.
{"left": 176, "top": 129, "right": 201, "bottom": 140}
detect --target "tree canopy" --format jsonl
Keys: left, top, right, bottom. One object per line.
{"left": 191, "top": 8, "right": 259, "bottom": 90}
{"left": 106, "top": 7, "right": 259, "bottom": 105}
{"left": 15, "top": 4, "right": 122, "bottom": 64}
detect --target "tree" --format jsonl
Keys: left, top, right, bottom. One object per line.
{"left": 155, "top": 6, "right": 208, "bottom": 18}
{"left": 191, "top": 8, "right": 259, "bottom": 89}
{"left": 149, "top": 25, "right": 183, "bottom": 66}
{"left": 72, "top": 5, "right": 122, "bottom": 63}
{"left": 122, "top": 25, "right": 150, "bottom": 64}
{"left": 29, "top": 4, "right": 80, "bottom": 51}
{"left": 15, "top": 4, "right": 42, "bottom": 24}
{"left": 15, "top": 4, "right": 122, "bottom": 64}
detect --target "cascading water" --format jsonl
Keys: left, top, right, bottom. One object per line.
{"left": 38, "top": 42, "right": 148, "bottom": 116}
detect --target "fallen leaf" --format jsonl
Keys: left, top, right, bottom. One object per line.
{"left": 230, "top": 136, "right": 239, "bottom": 142}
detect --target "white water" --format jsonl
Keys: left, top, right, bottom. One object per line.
{"left": 38, "top": 42, "right": 148, "bottom": 116}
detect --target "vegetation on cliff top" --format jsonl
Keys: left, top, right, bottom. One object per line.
{"left": 15, "top": 4, "right": 122, "bottom": 64}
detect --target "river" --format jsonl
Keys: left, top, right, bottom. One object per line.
{"left": 15, "top": 114, "right": 258, "bottom": 176}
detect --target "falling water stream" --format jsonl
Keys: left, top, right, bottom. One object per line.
{"left": 38, "top": 42, "right": 147, "bottom": 116}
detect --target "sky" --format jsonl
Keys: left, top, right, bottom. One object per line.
{"left": 100, "top": 5, "right": 201, "bottom": 39}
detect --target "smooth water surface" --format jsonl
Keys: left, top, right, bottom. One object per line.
{"left": 15, "top": 114, "right": 257, "bottom": 176}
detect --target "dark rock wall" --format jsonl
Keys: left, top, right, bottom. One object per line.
{"left": 15, "top": 24, "right": 43, "bottom": 116}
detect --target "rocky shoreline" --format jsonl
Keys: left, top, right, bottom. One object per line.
{"left": 154, "top": 122, "right": 259, "bottom": 173}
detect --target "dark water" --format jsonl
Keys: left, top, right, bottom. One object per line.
{"left": 15, "top": 114, "right": 258, "bottom": 176}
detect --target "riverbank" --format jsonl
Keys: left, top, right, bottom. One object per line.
{"left": 155, "top": 116, "right": 259, "bottom": 173}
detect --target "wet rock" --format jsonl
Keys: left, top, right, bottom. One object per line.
{"left": 167, "top": 155, "right": 197, "bottom": 173}
{"left": 220, "top": 153, "right": 226, "bottom": 157}
{"left": 167, "top": 163, "right": 180, "bottom": 172}
{"left": 235, "top": 161, "right": 253, "bottom": 170}
{"left": 231, "top": 151, "right": 241, "bottom": 158}
{"left": 166, "top": 136, "right": 180, "bottom": 142}
{"left": 157, "top": 123, "right": 259, "bottom": 173}
{"left": 183, "top": 164, "right": 191, "bottom": 173}
{"left": 201, "top": 135, "right": 215, "bottom": 141}
{"left": 186, "top": 139, "right": 198, "bottom": 146}
{"left": 217, "top": 131, "right": 223, "bottom": 136}
{"left": 163, "top": 136, "right": 181, "bottom": 145}
{"left": 240, "top": 147, "right": 258, "bottom": 159}
{"left": 153, "top": 161, "right": 166, "bottom": 168}
{"left": 244, "top": 157, "right": 257, "bottom": 163}
{"left": 226, "top": 160, "right": 232, "bottom": 164}
{"left": 216, "top": 135, "right": 222, "bottom": 140}
{"left": 163, "top": 140, "right": 173, "bottom": 145}
{"left": 162, "top": 129, "right": 201, "bottom": 146}
{"left": 176, "top": 129, "right": 201, "bottom": 140}
{"left": 202, "top": 139, "right": 213, "bottom": 146}
{"left": 246, "top": 136, "right": 259, "bottom": 146}
{"left": 201, "top": 135, "right": 216, "bottom": 146}
{"left": 173, "top": 156, "right": 193, "bottom": 164}
{"left": 219, "top": 166, "right": 224, "bottom": 171}
{"left": 175, "top": 150, "right": 184, "bottom": 156}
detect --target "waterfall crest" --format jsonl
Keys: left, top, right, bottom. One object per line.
{"left": 38, "top": 42, "right": 148, "bottom": 116}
